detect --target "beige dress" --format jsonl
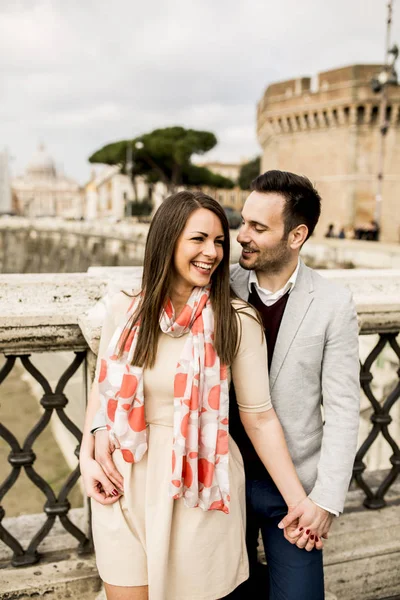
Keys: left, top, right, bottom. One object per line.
{"left": 91, "top": 293, "right": 271, "bottom": 600}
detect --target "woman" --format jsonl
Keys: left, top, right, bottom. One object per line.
{"left": 80, "top": 191, "right": 317, "bottom": 600}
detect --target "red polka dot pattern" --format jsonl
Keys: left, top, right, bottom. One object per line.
{"left": 98, "top": 285, "right": 230, "bottom": 513}
{"left": 98, "top": 359, "right": 107, "bottom": 383}
{"left": 121, "top": 448, "right": 135, "bottom": 463}
{"left": 107, "top": 398, "right": 118, "bottom": 422}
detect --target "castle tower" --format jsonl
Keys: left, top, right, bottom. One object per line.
{"left": 257, "top": 65, "right": 400, "bottom": 242}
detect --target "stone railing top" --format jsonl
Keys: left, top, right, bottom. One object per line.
{"left": 0, "top": 215, "right": 150, "bottom": 241}
{"left": 1, "top": 267, "right": 400, "bottom": 354}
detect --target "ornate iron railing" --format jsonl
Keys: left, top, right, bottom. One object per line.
{"left": 0, "top": 331, "right": 400, "bottom": 567}
{"left": 0, "top": 351, "right": 92, "bottom": 567}
{"left": 354, "top": 332, "right": 400, "bottom": 509}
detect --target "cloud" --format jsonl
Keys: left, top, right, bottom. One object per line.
{"left": 0, "top": 0, "right": 397, "bottom": 182}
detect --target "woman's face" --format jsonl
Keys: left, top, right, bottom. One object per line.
{"left": 172, "top": 208, "right": 225, "bottom": 293}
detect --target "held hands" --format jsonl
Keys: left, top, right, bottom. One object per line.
{"left": 278, "top": 498, "right": 334, "bottom": 551}
{"left": 80, "top": 456, "right": 122, "bottom": 504}
{"left": 80, "top": 430, "right": 124, "bottom": 505}
{"left": 94, "top": 430, "right": 124, "bottom": 493}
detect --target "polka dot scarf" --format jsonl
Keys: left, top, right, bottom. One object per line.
{"left": 98, "top": 285, "right": 230, "bottom": 513}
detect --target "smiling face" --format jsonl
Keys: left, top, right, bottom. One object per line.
{"left": 237, "top": 191, "right": 293, "bottom": 274}
{"left": 172, "top": 208, "right": 225, "bottom": 293}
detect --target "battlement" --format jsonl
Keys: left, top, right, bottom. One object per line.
{"left": 257, "top": 63, "right": 400, "bottom": 140}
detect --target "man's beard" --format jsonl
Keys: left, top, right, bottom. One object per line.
{"left": 239, "top": 239, "right": 292, "bottom": 275}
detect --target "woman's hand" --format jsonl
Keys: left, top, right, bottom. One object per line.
{"left": 94, "top": 430, "right": 124, "bottom": 492}
{"left": 80, "top": 456, "right": 122, "bottom": 505}
{"left": 278, "top": 498, "right": 333, "bottom": 551}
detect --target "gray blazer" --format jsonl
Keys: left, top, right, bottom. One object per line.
{"left": 230, "top": 260, "right": 360, "bottom": 514}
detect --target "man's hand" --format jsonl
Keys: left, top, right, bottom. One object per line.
{"left": 94, "top": 429, "right": 124, "bottom": 492}
{"left": 278, "top": 499, "right": 334, "bottom": 551}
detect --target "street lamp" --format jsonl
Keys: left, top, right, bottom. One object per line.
{"left": 370, "top": 0, "right": 399, "bottom": 234}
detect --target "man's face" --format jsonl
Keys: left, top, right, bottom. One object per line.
{"left": 237, "top": 191, "right": 292, "bottom": 274}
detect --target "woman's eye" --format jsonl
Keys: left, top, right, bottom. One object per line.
{"left": 215, "top": 240, "right": 224, "bottom": 245}
{"left": 191, "top": 237, "right": 204, "bottom": 241}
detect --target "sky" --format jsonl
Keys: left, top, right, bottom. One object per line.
{"left": 1, "top": 0, "right": 399, "bottom": 183}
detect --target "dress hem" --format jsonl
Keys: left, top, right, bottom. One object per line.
{"left": 99, "top": 569, "right": 249, "bottom": 600}
{"left": 100, "top": 576, "right": 149, "bottom": 587}
{"left": 167, "top": 568, "right": 249, "bottom": 600}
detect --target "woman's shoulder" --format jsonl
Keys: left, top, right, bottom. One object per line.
{"left": 105, "top": 289, "right": 141, "bottom": 325}
{"left": 231, "top": 298, "right": 259, "bottom": 320}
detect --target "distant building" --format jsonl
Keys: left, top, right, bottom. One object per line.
{"left": 84, "top": 167, "right": 165, "bottom": 220}
{"left": 84, "top": 159, "right": 249, "bottom": 219}
{"left": 195, "top": 160, "right": 248, "bottom": 212}
{"left": 197, "top": 161, "right": 243, "bottom": 182}
{"left": 12, "top": 144, "right": 83, "bottom": 219}
{"left": 257, "top": 64, "right": 400, "bottom": 242}
{"left": 85, "top": 166, "right": 133, "bottom": 220}
{"left": 201, "top": 186, "right": 249, "bottom": 213}
{"left": 0, "top": 149, "right": 12, "bottom": 214}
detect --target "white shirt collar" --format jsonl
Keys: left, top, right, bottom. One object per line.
{"left": 248, "top": 259, "right": 300, "bottom": 307}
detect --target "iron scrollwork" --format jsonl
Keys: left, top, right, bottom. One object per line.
{"left": 354, "top": 332, "right": 400, "bottom": 508}
{"left": 0, "top": 351, "right": 92, "bottom": 566}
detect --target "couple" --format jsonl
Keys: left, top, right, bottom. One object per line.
{"left": 79, "top": 170, "right": 360, "bottom": 600}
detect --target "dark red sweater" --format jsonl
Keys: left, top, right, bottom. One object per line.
{"left": 229, "top": 286, "right": 290, "bottom": 478}
{"left": 248, "top": 286, "right": 290, "bottom": 370}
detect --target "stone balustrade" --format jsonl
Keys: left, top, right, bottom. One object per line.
{"left": 1, "top": 267, "right": 400, "bottom": 599}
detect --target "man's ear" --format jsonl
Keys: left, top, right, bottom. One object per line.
{"left": 289, "top": 224, "right": 308, "bottom": 250}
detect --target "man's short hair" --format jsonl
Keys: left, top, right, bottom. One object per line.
{"left": 251, "top": 170, "right": 321, "bottom": 240}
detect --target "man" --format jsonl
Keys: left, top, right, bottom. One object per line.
{"left": 228, "top": 170, "right": 360, "bottom": 600}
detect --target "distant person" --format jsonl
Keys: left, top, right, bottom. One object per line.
{"left": 80, "top": 190, "right": 320, "bottom": 600}
{"left": 324, "top": 223, "right": 335, "bottom": 238}
{"left": 228, "top": 170, "right": 360, "bottom": 600}
{"left": 369, "top": 220, "right": 379, "bottom": 242}
{"left": 346, "top": 226, "right": 356, "bottom": 240}
{"left": 338, "top": 227, "right": 346, "bottom": 239}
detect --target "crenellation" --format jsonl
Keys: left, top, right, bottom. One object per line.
{"left": 287, "top": 114, "right": 297, "bottom": 132}
{"left": 378, "top": 102, "right": 387, "bottom": 124}
{"left": 338, "top": 106, "right": 347, "bottom": 126}
{"left": 349, "top": 105, "right": 358, "bottom": 126}
{"left": 390, "top": 103, "right": 400, "bottom": 124}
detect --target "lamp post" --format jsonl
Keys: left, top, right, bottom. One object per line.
{"left": 370, "top": 0, "right": 399, "bottom": 236}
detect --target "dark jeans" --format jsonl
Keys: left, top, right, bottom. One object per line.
{"left": 225, "top": 477, "right": 324, "bottom": 600}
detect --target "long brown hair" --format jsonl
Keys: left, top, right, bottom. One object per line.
{"left": 118, "top": 190, "right": 239, "bottom": 368}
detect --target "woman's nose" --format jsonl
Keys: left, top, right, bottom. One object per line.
{"left": 203, "top": 241, "right": 218, "bottom": 258}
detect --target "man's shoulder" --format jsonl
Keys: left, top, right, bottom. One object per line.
{"left": 230, "top": 262, "right": 245, "bottom": 279}
{"left": 305, "top": 264, "right": 354, "bottom": 307}
{"left": 230, "top": 263, "right": 250, "bottom": 291}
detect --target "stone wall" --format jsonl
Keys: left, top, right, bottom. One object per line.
{"left": 0, "top": 217, "right": 147, "bottom": 273}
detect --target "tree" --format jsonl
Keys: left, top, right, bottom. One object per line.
{"left": 88, "top": 126, "right": 234, "bottom": 194}
{"left": 238, "top": 156, "right": 261, "bottom": 190}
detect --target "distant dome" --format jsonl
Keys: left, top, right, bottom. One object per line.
{"left": 26, "top": 144, "right": 56, "bottom": 178}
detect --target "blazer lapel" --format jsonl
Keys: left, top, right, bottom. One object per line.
{"left": 269, "top": 262, "right": 314, "bottom": 390}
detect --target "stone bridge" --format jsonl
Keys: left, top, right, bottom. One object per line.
{"left": 2, "top": 217, "right": 400, "bottom": 274}
{"left": 0, "top": 217, "right": 148, "bottom": 274}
